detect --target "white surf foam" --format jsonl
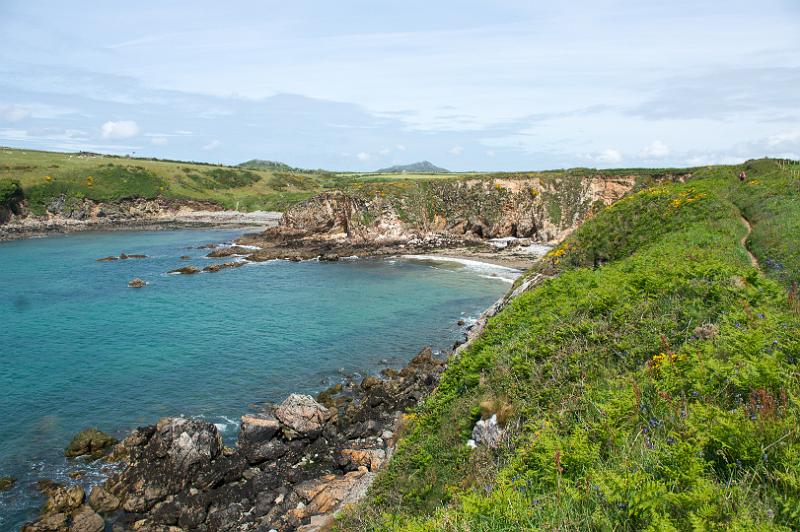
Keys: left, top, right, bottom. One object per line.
{"left": 401, "top": 254, "right": 522, "bottom": 282}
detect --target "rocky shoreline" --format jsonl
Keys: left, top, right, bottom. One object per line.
{"left": 21, "top": 347, "right": 455, "bottom": 532}
{"left": 0, "top": 196, "right": 281, "bottom": 242}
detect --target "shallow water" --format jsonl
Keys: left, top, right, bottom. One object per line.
{"left": 0, "top": 229, "right": 511, "bottom": 529}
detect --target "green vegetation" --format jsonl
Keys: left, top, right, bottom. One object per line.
{"left": 0, "top": 148, "right": 337, "bottom": 213}
{"left": 0, "top": 178, "right": 23, "bottom": 208}
{"left": 342, "top": 159, "right": 800, "bottom": 530}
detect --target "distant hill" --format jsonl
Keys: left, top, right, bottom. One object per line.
{"left": 376, "top": 161, "right": 449, "bottom": 174}
{"left": 238, "top": 159, "right": 297, "bottom": 171}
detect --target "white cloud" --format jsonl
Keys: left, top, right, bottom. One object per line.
{"left": 486, "top": 149, "right": 496, "bottom": 157}
{"left": 1, "top": 107, "right": 30, "bottom": 122}
{"left": 151, "top": 136, "right": 168, "bottom": 146}
{"left": 767, "top": 130, "right": 800, "bottom": 147}
{"left": 100, "top": 120, "right": 140, "bottom": 139}
{"left": 203, "top": 139, "right": 221, "bottom": 150}
{"left": 596, "top": 148, "right": 623, "bottom": 164}
{"left": 449, "top": 145, "right": 464, "bottom": 155}
{"left": 357, "top": 152, "right": 370, "bottom": 161}
{"left": 641, "top": 140, "right": 670, "bottom": 158}
{"left": 378, "top": 147, "right": 390, "bottom": 155}
{"left": 395, "top": 144, "right": 406, "bottom": 151}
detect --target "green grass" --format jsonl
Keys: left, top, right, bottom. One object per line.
{"left": 341, "top": 160, "right": 800, "bottom": 530}
{"left": 0, "top": 147, "right": 340, "bottom": 213}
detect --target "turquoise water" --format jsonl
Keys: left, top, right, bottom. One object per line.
{"left": 0, "top": 229, "right": 510, "bottom": 529}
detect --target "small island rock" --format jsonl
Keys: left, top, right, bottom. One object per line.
{"left": 65, "top": 428, "right": 118, "bottom": 457}
{"left": 127, "top": 278, "right": 146, "bottom": 288}
{"left": 169, "top": 265, "right": 200, "bottom": 275}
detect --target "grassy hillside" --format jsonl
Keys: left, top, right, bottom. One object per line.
{"left": 0, "top": 147, "right": 685, "bottom": 219}
{"left": 342, "top": 159, "right": 800, "bottom": 530}
{"left": 0, "top": 147, "right": 342, "bottom": 214}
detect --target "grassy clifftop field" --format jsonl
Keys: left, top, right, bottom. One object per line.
{"left": 342, "top": 159, "right": 800, "bottom": 530}
{"left": 0, "top": 147, "right": 679, "bottom": 220}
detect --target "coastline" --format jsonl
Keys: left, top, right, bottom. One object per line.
{"left": 12, "top": 227, "right": 546, "bottom": 531}
{"left": 0, "top": 210, "right": 282, "bottom": 242}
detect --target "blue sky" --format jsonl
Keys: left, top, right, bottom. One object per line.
{"left": 1, "top": 0, "right": 798, "bottom": 170}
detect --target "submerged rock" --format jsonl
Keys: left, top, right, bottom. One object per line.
{"left": 65, "top": 428, "right": 117, "bottom": 457}
{"left": 169, "top": 265, "right": 200, "bottom": 275}
{"left": 128, "top": 278, "right": 146, "bottom": 288}
{"left": 0, "top": 476, "right": 15, "bottom": 491}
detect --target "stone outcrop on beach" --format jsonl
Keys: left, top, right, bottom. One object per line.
{"left": 24, "top": 347, "right": 446, "bottom": 531}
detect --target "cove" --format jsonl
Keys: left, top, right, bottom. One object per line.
{"left": 0, "top": 228, "right": 511, "bottom": 529}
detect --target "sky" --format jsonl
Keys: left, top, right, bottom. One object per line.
{"left": 0, "top": 0, "right": 798, "bottom": 171}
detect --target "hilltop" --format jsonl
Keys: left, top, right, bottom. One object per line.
{"left": 238, "top": 159, "right": 298, "bottom": 172}
{"left": 375, "top": 161, "right": 450, "bottom": 173}
{"left": 339, "top": 158, "right": 800, "bottom": 530}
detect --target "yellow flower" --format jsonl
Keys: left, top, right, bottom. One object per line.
{"left": 44, "top": 175, "right": 52, "bottom": 182}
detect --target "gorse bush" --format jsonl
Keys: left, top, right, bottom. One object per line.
{"left": 25, "top": 165, "right": 167, "bottom": 214}
{"left": 341, "top": 162, "right": 800, "bottom": 530}
{"left": 0, "top": 178, "right": 23, "bottom": 207}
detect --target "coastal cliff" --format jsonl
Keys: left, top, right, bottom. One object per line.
{"left": 237, "top": 173, "right": 688, "bottom": 260}
{"left": 0, "top": 196, "right": 280, "bottom": 241}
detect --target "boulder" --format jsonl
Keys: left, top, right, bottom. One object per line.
{"left": 65, "top": 428, "right": 117, "bottom": 457}
{"left": 69, "top": 505, "right": 105, "bottom": 532}
{"left": 294, "top": 468, "right": 374, "bottom": 514}
{"left": 338, "top": 448, "right": 385, "bottom": 471}
{"left": 151, "top": 417, "right": 224, "bottom": 473}
{"left": 238, "top": 413, "right": 280, "bottom": 446}
{"left": 88, "top": 485, "right": 120, "bottom": 513}
{"left": 469, "top": 414, "right": 504, "bottom": 449}
{"left": 43, "top": 484, "right": 85, "bottom": 514}
{"left": 168, "top": 265, "right": 200, "bottom": 275}
{"left": 0, "top": 476, "right": 15, "bottom": 491}
{"left": 275, "top": 394, "right": 331, "bottom": 440}
{"left": 128, "top": 278, "right": 146, "bottom": 288}
{"left": 21, "top": 512, "right": 69, "bottom": 532}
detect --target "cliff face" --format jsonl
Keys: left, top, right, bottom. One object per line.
{"left": 275, "top": 174, "right": 680, "bottom": 246}
{"left": 0, "top": 196, "right": 275, "bottom": 241}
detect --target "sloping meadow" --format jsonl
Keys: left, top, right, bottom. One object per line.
{"left": 343, "top": 161, "right": 800, "bottom": 530}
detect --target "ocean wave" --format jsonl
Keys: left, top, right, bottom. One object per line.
{"left": 400, "top": 254, "right": 522, "bottom": 282}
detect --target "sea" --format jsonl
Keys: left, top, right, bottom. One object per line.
{"left": 0, "top": 228, "right": 515, "bottom": 529}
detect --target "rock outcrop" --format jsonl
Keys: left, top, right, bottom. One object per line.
{"left": 238, "top": 174, "right": 687, "bottom": 258}
{"left": 24, "top": 348, "right": 446, "bottom": 531}
{"left": 64, "top": 428, "right": 117, "bottom": 458}
{"left": 169, "top": 265, "right": 201, "bottom": 275}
